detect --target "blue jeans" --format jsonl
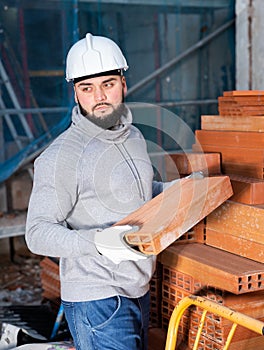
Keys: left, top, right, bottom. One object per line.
{"left": 62, "top": 292, "right": 150, "bottom": 350}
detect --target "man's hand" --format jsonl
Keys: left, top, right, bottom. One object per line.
{"left": 94, "top": 225, "right": 147, "bottom": 264}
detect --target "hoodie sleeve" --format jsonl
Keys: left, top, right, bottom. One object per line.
{"left": 152, "top": 178, "right": 181, "bottom": 198}
{"left": 25, "top": 154, "right": 99, "bottom": 259}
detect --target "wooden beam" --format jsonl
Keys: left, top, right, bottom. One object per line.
{"left": 117, "top": 176, "right": 233, "bottom": 255}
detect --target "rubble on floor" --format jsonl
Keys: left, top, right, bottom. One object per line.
{"left": 0, "top": 252, "right": 73, "bottom": 349}
{"left": 0, "top": 256, "right": 42, "bottom": 306}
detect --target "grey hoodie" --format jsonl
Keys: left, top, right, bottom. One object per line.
{"left": 26, "top": 105, "right": 165, "bottom": 302}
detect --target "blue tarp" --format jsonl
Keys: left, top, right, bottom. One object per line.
{"left": 0, "top": 113, "right": 71, "bottom": 184}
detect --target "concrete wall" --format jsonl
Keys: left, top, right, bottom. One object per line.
{"left": 236, "top": 0, "right": 264, "bottom": 89}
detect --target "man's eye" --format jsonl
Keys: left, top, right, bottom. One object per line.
{"left": 105, "top": 83, "right": 113, "bottom": 88}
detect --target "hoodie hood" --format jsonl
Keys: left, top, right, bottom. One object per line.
{"left": 71, "top": 104, "right": 132, "bottom": 143}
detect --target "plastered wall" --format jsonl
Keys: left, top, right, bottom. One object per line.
{"left": 236, "top": 0, "right": 264, "bottom": 89}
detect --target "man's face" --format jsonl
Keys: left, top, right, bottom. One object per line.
{"left": 74, "top": 75, "right": 127, "bottom": 128}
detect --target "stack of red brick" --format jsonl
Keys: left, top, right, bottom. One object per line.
{"left": 149, "top": 90, "right": 264, "bottom": 350}
{"left": 40, "top": 257, "right": 61, "bottom": 310}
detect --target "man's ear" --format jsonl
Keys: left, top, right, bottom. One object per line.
{"left": 73, "top": 86, "right": 78, "bottom": 103}
{"left": 121, "top": 76, "right": 127, "bottom": 95}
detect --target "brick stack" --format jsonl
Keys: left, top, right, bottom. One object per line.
{"left": 195, "top": 90, "right": 264, "bottom": 179}
{"left": 155, "top": 91, "right": 264, "bottom": 350}
{"left": 159, "top": 243, "right": 264, "bottom": 349}
{"left": 194, "top": 91, "right": 264, "bottom": 262}
{"left": 149, "top": 261, "right": 163, "bottom": 328}
{"left": 206, "top": 201, "right": 264, "bottom": 262}
{"left": 40, "top": 257, "right": 61, "bottom": 310}
{"left": 164, "top": 152, "right": 221, "bottom": 181}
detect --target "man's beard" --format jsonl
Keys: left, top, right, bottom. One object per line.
{"left": 78, "top": 95, "right": 126, "bottom": 129}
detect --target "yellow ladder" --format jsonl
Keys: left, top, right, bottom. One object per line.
{"left": 165, "top": 295, "right": 264, "bottom": 350}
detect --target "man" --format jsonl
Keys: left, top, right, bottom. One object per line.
{"left": 25, "top": 33, "right": 165, "bottom": 350}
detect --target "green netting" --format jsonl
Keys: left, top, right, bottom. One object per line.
{"left": 0, "top": 0, "right": 235, "bottom": 183}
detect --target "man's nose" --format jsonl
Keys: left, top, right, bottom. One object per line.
{"left": 94, "top": 87, "right": 106, "bottom": 101}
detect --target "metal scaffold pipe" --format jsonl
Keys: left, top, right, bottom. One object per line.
{"left": 126, "top": 19, "right": 235, "bottom": 97}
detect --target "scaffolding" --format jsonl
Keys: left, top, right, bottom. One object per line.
{"left": 0, "top": 0, "right": 235, "bottom": 184}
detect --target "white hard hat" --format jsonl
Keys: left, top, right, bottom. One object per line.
{"left": 65, "top": 33, "right": 129, "bottom": 82}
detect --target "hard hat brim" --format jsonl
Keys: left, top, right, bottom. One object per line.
{"left": 72, "top": 69, "right": 126, "bottom": 84}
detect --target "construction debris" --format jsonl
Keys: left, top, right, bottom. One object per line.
{"left": 0, "top": 255, "right": 72, "bottom": 349}
{"left": 0, "top": 257, "right": 42, "bottom": 306}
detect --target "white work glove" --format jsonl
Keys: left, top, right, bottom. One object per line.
{"left": 94, "top": 225, "right": 147, "bottom": 265}
{"left": 185, "top": 171, "right": 204, "bottom": 179}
